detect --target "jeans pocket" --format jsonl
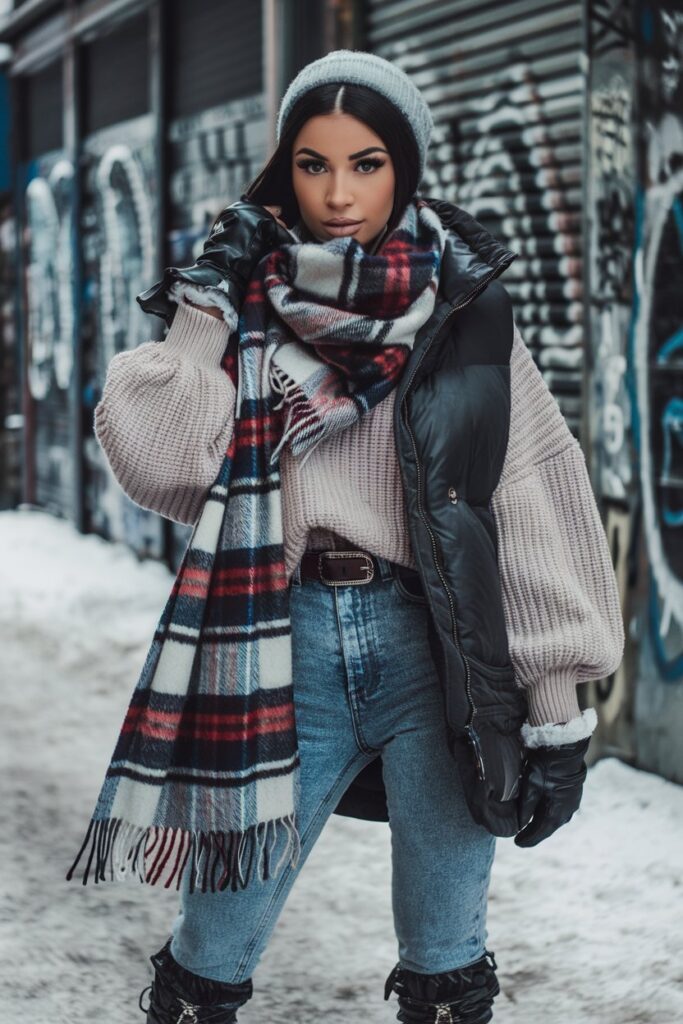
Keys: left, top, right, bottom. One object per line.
{"left": 392, "top": 566, "right": 428, "bottom": 605}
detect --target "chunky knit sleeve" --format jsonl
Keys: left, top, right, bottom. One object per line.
{"left": 93, "top": 300, "right": 236, "bottom": 525}
{"left": 490, "top": 320, "right": 625, "bottom": 732}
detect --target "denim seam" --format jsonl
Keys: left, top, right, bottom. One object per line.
{"left": 398, "top": 947, "right": 489, "bottom": 974}
{"left": 232, "top": 748, "right": 374, "bottom": 982}
{"left": 332, "top": 587, "right": 382, "bottom": 756}
{"left": 392, "top": 573, "right": 428, "bottom": 605}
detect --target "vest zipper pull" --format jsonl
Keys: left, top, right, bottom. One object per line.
{"left": 464, "top": 723, "right": 486, "bottom": 782}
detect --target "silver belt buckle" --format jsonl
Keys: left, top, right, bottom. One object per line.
{"left": 318, "top": 550, "right": 375, "bottom": 586}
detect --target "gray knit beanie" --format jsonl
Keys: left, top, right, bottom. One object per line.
{"left": 276, "top": 49, "right": 434, "bottom": 181}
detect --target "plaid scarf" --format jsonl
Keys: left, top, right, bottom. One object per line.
{"left": 67, "top": 198, "right": 446, "bottom": 894}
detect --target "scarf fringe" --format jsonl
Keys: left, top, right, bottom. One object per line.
{"left": 269, "top": 362, "right": 325, "bottom": 466}
{"left": 65, "top": 814, "right": 301, "bottom": 893}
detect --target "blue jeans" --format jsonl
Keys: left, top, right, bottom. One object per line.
{"left": 169, "top": 554, "right": 496, "bottom": 984}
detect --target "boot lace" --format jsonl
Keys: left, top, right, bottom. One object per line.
{"left": 174, "top": 1000, "right": 200, "bottom": 1023}
{"left": 138, "top": 983, "right": 233, "bottom": 1023}
{"left": 384, "top": 949, "right": 499, "bottom": 1023}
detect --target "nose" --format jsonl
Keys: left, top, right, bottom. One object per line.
{"left": 326, "top": 171, "right": 354, "bottom": 208}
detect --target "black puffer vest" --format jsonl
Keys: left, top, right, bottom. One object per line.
{"left": 333, "top": 196, "right": 529, "bottom": 837}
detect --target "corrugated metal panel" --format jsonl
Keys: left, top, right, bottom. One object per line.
{"left": 168, "top": 0, "right": 262, "bottom": 118}
{"left": 21, "top": 148, "right": 74, "bottom": 518}
{"left": 165, "top": 1, "right": 266, "bottom": 259}
{"left": 80, "top": 110, "right": 162, "bottom": 557}
{"left": 0, "top": 71, "right": 10, "bottom": 191}
{"left": 164, "top": 0, "right": 267, "bottom": 566}
{"left": 0, "top": 203, "right": 21, "bottom": 509}
{"left": 580, "top": 0, "right": 635, "bottom": 780}
{"left": 20, "top": 61, "right": 71, "bottom": 517}
{"left": 366, "top": 0, "right": 586, "bottom": 432}
{"left": 23, "top": 59, "right": 62, "bottom": 158}
{"left": 628, "top": 0, "right": 683, "bottom": 771}
{"left": 77, "top": 14, "right": 159, "bottom": 555}
{"left": 82, "top": 13, "right": 149, "bottom": 133}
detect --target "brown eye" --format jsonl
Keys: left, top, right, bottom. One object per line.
{"left": 356, "top": 159, "right": 385, "bottom": 173}
{"left": 296, "top": 159, "right": 325, "bottom": 174}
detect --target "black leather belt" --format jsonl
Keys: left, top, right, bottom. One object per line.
{"left": 298, "top": 550, "right": 425, "bottom": 602}
{"left": 299, "top": 549, "right": 377, "bottom": 585}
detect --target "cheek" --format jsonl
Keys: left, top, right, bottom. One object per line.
{"left": 292, "top": 174, "right": 304, "bottom": 198}
{"left": 374, "top": 173, "right": 395, "bottom": 214}
{"left": 293, "top": 175, "right": 320, "bottom": 210}
{"left": 292, "top": 177, "right": 312, "bottom": 214}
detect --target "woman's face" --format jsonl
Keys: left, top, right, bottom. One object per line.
{"left": 291, "top": 112, "right": 396, "bottom": 251}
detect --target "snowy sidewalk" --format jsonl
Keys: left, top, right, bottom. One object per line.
{"left": 1, "top": 509, "right": 681, "bottom": 1024}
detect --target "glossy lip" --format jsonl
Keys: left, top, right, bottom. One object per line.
{"left": 322, "top": 222, "right": 364, "bottom": 237}
{"left": 322, "top": 218, "right": 363, "bottom": 226}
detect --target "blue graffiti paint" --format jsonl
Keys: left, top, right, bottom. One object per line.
{"left": 0, "top": 73, "right": 10, "bottom": 193}
{"left": 661, "top": 396, "right": 683, "bottom": 528}
{"left": 627, "top": 187, "right": 645, "bottom": 455}
{"left": 648, "top": 568, "right": 683, "bottom": 680}
{"left": 672, "top": 195, "right": 683, "bottom": 249}
{"left": 640, "top": 5, "right": 654, "bottom": 44}
{"left": 656, "top": 192, "right": 683, "bottom": 531}
{"left": 657, "top": 328, "right": 683, "bottom": 363}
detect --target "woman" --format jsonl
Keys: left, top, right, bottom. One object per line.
{"left": 69, "top": 50, "right": 624, "bottom": 1023}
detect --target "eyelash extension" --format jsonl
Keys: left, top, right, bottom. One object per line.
{"left": 296, "top": 158, "right": 386, "bottom": 174}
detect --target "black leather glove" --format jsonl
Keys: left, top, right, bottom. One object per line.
{"left": 136, "top": 196, "right": 294, "bottom": 326}
{"left": 513, "top": 735, "right": 590, "bottom": 847}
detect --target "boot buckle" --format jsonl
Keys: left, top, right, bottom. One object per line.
{"left": 384, "top": 963, "right": 401, "bottom": 1000}
{"left": 176, "top": 1000, "right": 200, "bottom": 1023}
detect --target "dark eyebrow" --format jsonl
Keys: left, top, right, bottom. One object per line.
{"left": 294, "top": 146, "right": 389, "bottom": 160}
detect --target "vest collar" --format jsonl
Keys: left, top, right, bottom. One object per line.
{"left": 419, "top": 195, "right": 519, "bottom": 308}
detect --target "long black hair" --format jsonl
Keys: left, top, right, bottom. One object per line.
{"left": 241, "top": 82, "right": 422, "bottom": 239}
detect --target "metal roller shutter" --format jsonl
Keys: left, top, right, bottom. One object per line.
{"left": 23, "top": 60, "right": 63, "bottom": 158}
{"left": 80, "top": 15, "right": 162, "bottom": 556}
{"left": 20, "top": 61, "right": 74, "bottom": 517}
{"left": 164, "top": 0, "right": 265, "bottom": 566}
{"left": 366, "top": 0, "right": 586, "bottom": 431}
{"left": 168, "top": 0, "right": 262, "bottom": 118}
{"left": 82, "top": 14, "right": 150, "bottom": 134}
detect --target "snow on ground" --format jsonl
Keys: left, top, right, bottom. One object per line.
{"left": 1, "top": 508, "right": 681, "bottom": 1024}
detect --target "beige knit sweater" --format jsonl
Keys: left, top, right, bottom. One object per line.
{"left": 93, "top": 299, "right": 625, "bottom": 730}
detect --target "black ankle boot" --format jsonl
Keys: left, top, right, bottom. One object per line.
{"left": 138, "top": 937, "right": 254, "bottom": 1023}
{"left": 383, "top": 949, "right": 500, "bottom": 1023}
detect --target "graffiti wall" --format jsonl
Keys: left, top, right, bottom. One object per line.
{"left": 80, "top": 113, "right": 163, "bottom": 557}
{"left": 3, "top": 0, "right": 268, "bottom": 569}
{"left": 164, "top": 95, "right": 269, "bottom": 567}
{"left": 366, "top": 0, "right": 683, "bottom": 781}
{"left": 631, "top": 0, "right": 683, "bottom": 781}
{"left": 367, "top": 0, "right": 587, "bottom": 432}
{"left": 0, "top": 200, "right": 19, "bottom": 509}
{"left": 167, "top": 95, "right": 267, "bottom": 262}
{"left": 584, "top": 0, "right": 636, "bottom": 758}
{"left": 20, "top": 147, "right": 76, "bottom": 517}
{"left": 161, "top": 0, "right": 265, "bottom": 567}
{"left": 161, "top": 95, "right": 270, "bottom": 567}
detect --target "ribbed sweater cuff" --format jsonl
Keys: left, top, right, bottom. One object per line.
{"left": 518, "top": 668, "right": 582, "bottom": 726}
{"left": 163, "top": 300, "right": 232, "bottom": 369}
